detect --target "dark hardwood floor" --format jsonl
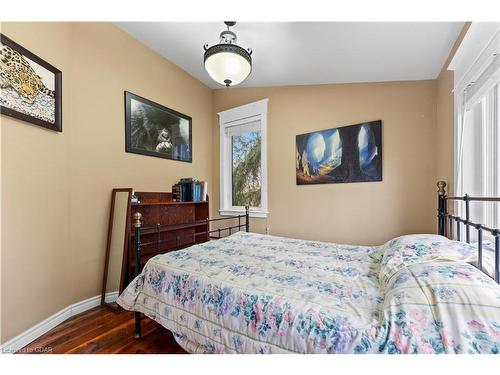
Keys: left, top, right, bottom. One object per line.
{"left": 18, "top": 306, "right": 187, "bottom": 354}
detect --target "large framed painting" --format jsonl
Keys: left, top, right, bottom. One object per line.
{"left": 125, "top": 91, "right": 192, "bottom": 162}
{"left": 0, "top": 34, "right": 62, "bottom": 132}
{"left": 296, "top": 120, "right": 382, "bottom": 185}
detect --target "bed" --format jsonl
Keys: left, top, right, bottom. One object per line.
{"left": 117, "top": 182, "right": 500, "bottom": 354}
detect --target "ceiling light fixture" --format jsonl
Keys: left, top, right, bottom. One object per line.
{"left": 203, "top": 21, "right": 252, "bottom": 88}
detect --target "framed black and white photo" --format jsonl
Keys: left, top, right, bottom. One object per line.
{"left": 124, "top": 91, "right": 192, "bottom": 162}
{"left": 0, "top": 34, "right": 62, "bottom": 132}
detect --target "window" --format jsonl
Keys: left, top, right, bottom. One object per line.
{"left": 452, "top": 25, "right": 500, "bottom": 231}
{"left": 218, "top": 99, "right": 268, "bottom": 217}
{"left": 457, "top": 83, "right": 499, "bottom": 229}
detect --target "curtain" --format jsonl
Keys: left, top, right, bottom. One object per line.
{"left": 455, "top": 60, "right": 500, "bottom": 231}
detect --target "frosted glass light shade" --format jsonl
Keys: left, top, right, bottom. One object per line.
{"left": 204, "top": 46, "right": 252, "bottom": 87}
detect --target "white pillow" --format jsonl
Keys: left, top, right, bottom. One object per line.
{"left": 378, "top": 234, "right": 477, "bottom": 289}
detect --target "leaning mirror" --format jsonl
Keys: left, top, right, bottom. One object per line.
{"left": 101, "top": 188, "right": 132, "bottom": 311}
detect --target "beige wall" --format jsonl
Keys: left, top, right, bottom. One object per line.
{"left": 435, "top": 23, "right": 471, "bottom": 197}
{"left": 435, "top": 70, "right": 455, "bottom": 195}
{"left": 212, "top": 81, "right": 438, "bottom": 246}
{"left": 0, "top": 22, "right": 213, "bottom": 343}
{"left": 1, "top": 22, "right": 74, "bottom": 344}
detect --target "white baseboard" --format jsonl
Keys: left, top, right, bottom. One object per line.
{"left": 104, "top": 291, "right": 119, "bottom": 304}
{"left": 0, "top": 291, "right": 119, "bottom": 354}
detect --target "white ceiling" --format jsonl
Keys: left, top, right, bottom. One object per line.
{"left": 116, "top": 22, "right": 464, "bottom": 89}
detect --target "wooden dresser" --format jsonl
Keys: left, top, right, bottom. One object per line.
{"left": 124, "top": 191, "right": 209, "bottom": 285}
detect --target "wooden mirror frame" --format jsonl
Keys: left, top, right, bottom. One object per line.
{"left": 101, "top": 188, "right": 133, "bottom": 311}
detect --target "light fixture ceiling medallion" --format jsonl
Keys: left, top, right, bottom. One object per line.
{"left": 203, "top": 21, "right": 252, "bottom": 87}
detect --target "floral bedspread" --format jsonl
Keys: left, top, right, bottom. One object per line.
{"left": 117, "top": 232, "right": 500, "bottom": 354}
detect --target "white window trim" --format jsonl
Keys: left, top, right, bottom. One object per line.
{"left": 218, "top": 99, "right": 269, "bottom": 218}
{"left": 449, "top": 23, "right": 500, "bottom": 229}
{"left": 449, "top": 23, "right": 500, "bottom": 198}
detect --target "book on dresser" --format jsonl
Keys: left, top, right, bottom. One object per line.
{"left": 124, "top": 191, "right": 209, "bottom": 286}
{"left": 172, "top": 179, "right": 208, "bottom": 202}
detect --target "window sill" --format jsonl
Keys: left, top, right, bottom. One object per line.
{"left": 219, "top": 209, "right": 268, "bottom": 218}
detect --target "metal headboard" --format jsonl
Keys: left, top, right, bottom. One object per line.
{"left": 437, "top": 180, "right": 500, "bottom": 283}
{"left": 132, "top": 206, "right": 250, "bottom": 339}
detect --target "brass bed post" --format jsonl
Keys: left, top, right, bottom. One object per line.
{"left": 133, "top": 212, "right": 142, "bottom": 339}
{"left": 437, "top": 181, "right": 448, "bottom": 237}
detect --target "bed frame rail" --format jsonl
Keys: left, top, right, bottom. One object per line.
{"left": 132, "top": 206, "right": 250, "bottom": 339}
{"left": 437, "top": 181, "right": 500, "bottom": 283}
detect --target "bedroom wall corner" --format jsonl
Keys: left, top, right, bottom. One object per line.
{"left": 434, "top": 22, "right": 470, "bottom": 199}
{"left": 435, "top": 70, "right": 455, "bottom": 197}
{"left": 67, "top": 22, "right": 214, "bottom": 304}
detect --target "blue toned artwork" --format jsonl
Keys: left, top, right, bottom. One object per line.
{"left": 296, "top": 120, "right": 382, "bottom": 185}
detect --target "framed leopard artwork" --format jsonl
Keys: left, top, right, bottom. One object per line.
{"left": 0, "top": 33, "right": 62, "bottom": 132}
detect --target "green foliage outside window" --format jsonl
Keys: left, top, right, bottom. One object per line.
{"left": 232, "top": 131, "right": 261, "bottom": 207}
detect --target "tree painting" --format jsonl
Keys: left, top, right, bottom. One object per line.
{"left": 296, "top": 120, "right": 382, "bottom": 185}
{"left": 232, "top": 131, "right": 262, "bottom": 206}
